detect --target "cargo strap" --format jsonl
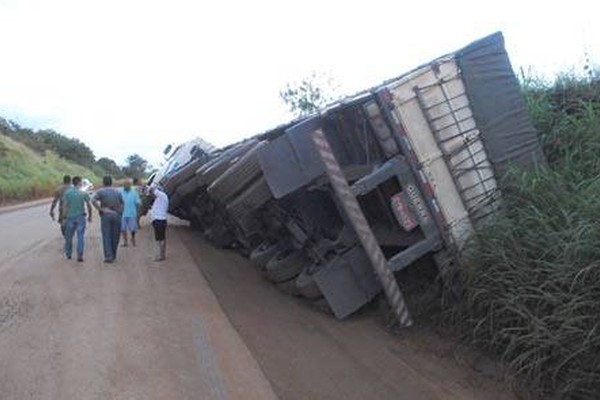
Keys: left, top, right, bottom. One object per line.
{"left": 311, "top": 129, "right": 413, "bottom": 328}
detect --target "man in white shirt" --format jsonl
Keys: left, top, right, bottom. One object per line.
{"left": 149, "top": 186, "right": 169, "bottom": 261}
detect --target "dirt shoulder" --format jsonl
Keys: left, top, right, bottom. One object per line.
{"left": 181, "top": 226, "right": 515, "bottom": 400}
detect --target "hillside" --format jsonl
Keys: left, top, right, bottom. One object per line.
{"left": 0, "top": 135, "right": 99, "bottom": 204}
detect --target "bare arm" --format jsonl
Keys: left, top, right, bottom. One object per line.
{"left": 86, "top": 199, "right": 93, "bottom": 222}
{"left": 49, "top": 190, "right": 60, "bottom": 219}
{"left": 61, "top": 197, "right": 68, "bottom": 220}
{"left": 91, "top": 192, "right": 102, "bottom": 213}
{"left": 92, "top": 199, "right": 102, "bottom": 213}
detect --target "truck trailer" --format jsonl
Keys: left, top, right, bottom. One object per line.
{"left": 158, "top": 32, "right": 544, "bottom": 323}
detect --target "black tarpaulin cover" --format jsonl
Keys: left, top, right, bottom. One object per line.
{"left": 457, "top": 32, "right": 546, "bottom": 178}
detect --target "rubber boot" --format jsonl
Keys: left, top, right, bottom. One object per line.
{"left": 154, "top": 241, "right": 166, "bottom": 262}
{"left": 160, "top": 240, "right": 166, "bottom": 261}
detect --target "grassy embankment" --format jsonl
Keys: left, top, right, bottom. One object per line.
{"left": 449, "top": 75, "right": 600, "bottom": 399}
{"left": 0, "top": 135, "right": 99, "bottom": 204}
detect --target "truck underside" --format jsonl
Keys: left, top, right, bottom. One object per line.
{"left": 156, "top": 32, "right": 544, "bottom": 321}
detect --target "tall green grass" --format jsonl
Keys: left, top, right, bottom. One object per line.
{"left": 448, "top": 75, "right": 600, "bottom": 399}
{"left": 0, "top": 135, "right": 99, "bottom": 204}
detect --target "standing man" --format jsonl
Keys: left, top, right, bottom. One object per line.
{"left": 120, "top": 178, "right": 141, "bottom": 247}
{"left": 49, "top": 175, "right": 72, "bottom": 237}
{"left": 92, "top": 176, "right": 123, "bottom": 263}
{"left": 62, "top": 176, "right": 92, "bottom": 262}
{"left": 149, "top": 186, "right": 169, "bottom": 262}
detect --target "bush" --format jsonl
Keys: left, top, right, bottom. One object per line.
{"left": 448, "top": 73, "right": 600, "bottom": 399}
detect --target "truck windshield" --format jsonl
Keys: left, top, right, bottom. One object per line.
{"left": 167, "top": 145, "right": 182, "bottom": 161}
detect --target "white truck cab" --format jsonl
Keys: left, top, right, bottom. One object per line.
{"left": 148, "top": 137, "right": 216, "bottom": 187}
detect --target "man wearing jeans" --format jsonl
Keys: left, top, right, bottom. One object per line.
{"left": 92, "top": 176, "right": 123, "bottom": 263}
{"left": 62, "top": 176, "right": 92, "bottom": 262}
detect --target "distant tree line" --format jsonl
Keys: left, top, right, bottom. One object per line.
{"left": 0, "top": 117, "right": 150, "bottom": 180}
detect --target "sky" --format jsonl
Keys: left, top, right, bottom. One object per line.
{"left": 0, "top": 0, "right": 599, "bottom": 167}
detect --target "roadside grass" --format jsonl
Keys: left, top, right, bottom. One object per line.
{"left": 447, "top": 74, "right": 600, "bottom": 399}
{"left": 0, "top": 135, "right": 99, "bottom": 204}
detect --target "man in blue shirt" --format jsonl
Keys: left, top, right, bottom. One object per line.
{"left": 120, "top": 178, "right": 141, "bottom": 247}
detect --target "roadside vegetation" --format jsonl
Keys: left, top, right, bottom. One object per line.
{"left": 0, "top": 117, "right": 152, "bottom": 204}
{"left": 0, "top": 135, "right": 99, "bottom": 203}
{"left": 448, "top": 73, "right": 600, "bottom": 399}
{"left": 0, "top": 118, "right": 98, "bottom": 171}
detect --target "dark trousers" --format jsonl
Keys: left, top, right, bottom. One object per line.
{"left": 152, "top": 219, "right": 167, "bottom": 241}
{"left": 100, "top": 212, "right": 121, "bottom": 261}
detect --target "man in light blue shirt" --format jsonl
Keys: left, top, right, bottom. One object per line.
{"left": 120, "top": 178, "right": 141, "bottom": 247}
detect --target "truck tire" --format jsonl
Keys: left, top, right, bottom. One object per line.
{"left": 204, "top": 224, "right": 235, "bottom": 248}
{"left": 236, "top": 213, "right": 262, "bottom": 236}
{"left": 225, "top": 177, "right": 272, "bottom": 222}
{"left": 249, "top": 241, "right": 281, "bottom": 268}
{"left": 199, "top": 140, "right": 259, "bottom": 186}
{"left": 175, "top": 173, "right": 204, "bottom": 198}
{"left": 163, "top": 158, "right": 205, "bottom": 194}
{"left": 265, "top": 250, "right": 306, "bottom": 283}
{"left": 199, "top": 156, "right": 235, "bottom": 186}
{"left": 189, "top": 205, "right": 206, "bottom": 230}
{"left": 311, "top": 298, "right": 334, "bottom": 316}
{"left": 169, "top": 192, "right": 183, "bottom": 211}
{"left": 295, "top": 269, "right": 322, "bottom": 300}
{"left": 195, "top": 155, "right": 222, "bottom": 179}
{"left": 277, "top": 279, "right": 300, "bottom": 297}
{"left": 208, "top": 141, "right": 267, "bottom": 202}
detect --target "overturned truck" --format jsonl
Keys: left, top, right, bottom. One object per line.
{"left": 160, "top": 32, "right": 544, "bottom": 322}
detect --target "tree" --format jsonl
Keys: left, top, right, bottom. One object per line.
{"left": 122, "top": 154, "right": 149, "bottom": 179}
{"left": 279, "top": 72, "right": 339, "bottom": 117}
{"left": 96, "top": 157, "right": 125, "bottom": 178}
{"left": 37, "top": 129, "right": 96, "bottom": 168}
{"left": 1, "top": 123, "right": 97, "bottom": 167}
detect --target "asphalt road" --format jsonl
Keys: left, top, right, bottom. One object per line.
{"left": 0, "top": 202, "right": 59, "bottom": 264}
{"left": 0, "top": 203, "right": 515, "bottom": 400}
{"left": 0, "top": 204, "right": 277, "bottom": 400}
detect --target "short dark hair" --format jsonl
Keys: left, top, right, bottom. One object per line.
{"left": 72, "top": 176, "right": 82, "bottom": 186}
{"left": 103, "top": 176, "right": 113, "bottom": 186}
{"left": 133, "top": 178, "right": 140, "bottom": 185}
{"left": 63, "top": 175, "right": 71, "bottom": 184}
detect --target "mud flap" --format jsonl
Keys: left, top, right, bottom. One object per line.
{"left": 314, "top": 247, "right": 381, "bottom": 319}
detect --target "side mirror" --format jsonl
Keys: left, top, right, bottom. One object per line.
{"left": 163, "top": 144, "right": 172, "bottom": 156}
